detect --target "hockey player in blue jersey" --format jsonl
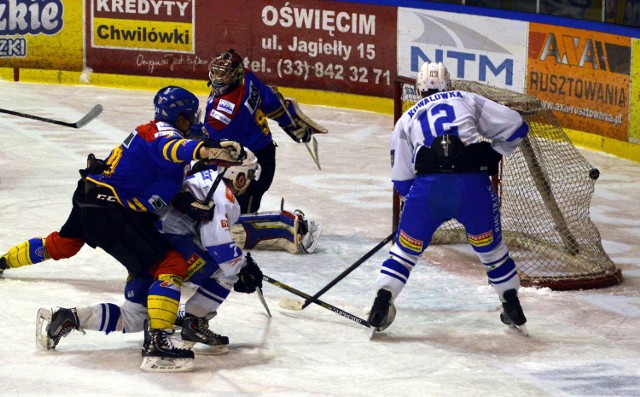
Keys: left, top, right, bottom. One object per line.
{"left": 37, "top": 152, "right": 264, "bottom": 358}
{"left": 1, "top": 86, "right": 245, "bottom": 372}
{"left": 202, "top": 49, "right": 318, "bottom": 214}
{"left": 367, "top": 62, "right": 530, "bottom": 336}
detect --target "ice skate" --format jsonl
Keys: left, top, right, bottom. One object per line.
{"left": 0, "top": 256, "right": 6, "bottom": 276}
{"left": 179, "top": 313, "right": 229, "bottom": 355}
{"left": 36, "top": 307, "right": 84, "bottom": 350}
{"left": 367, "top": 289, "right": 396, "bottom": 338}
{"left": 140, "top": 326, "right": 195, "bottom": 372}
{"left": 500, "top": 289, "right": 529, "bottom": 336}
{"left": 295, "top": 209, "right": 323, "bottom": 254}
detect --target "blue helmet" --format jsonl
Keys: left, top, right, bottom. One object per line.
{"left": 153, "top": 86, "right": 199, "bottom": 125}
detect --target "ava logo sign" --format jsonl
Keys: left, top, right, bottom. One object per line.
{"left": 398, "top": 9, "right": 527, "bottom": 92}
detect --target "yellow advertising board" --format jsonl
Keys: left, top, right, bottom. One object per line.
{"left": 0, "top": 0, "right": 84, "bottom": 71}
{"left": 528, "top": 23, "right": 631, "bottom": 141}
{"left": 630, "top": 39, "right": 640, "bottom": 144}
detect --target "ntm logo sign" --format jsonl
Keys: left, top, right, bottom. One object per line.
{"left": 411, "top": 46, "right": 514, "bottom": 87}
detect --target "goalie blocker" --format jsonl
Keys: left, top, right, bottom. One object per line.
{"left": 231, "top": 209, "right": 322, "bottom": 254}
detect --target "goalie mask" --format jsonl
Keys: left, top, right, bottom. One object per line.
{"left": 416, "top": 62, "right": 451, "bottom": 97}
{"left": 221, "top": 148, "right": 261, "bottom": 195}
{"left": 209, "top": 49, "right": 244, "bottom": 96}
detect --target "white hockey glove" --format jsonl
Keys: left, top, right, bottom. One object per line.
{"left": 202, "top": 139, "right": 245, "bottom": 166}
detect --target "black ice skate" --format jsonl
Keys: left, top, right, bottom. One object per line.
{"left": 180, "top": 314, "right": 229, "bottom": 355}
{"left": 0, "top": 256, "right": 7, "bottom": 276}
{"left": 500, "top": 289, "right": 529, "bottom": 336}
{"left": 140, "top": 326, "right": 195, "bottom": 373}
{"left": 36, "top": 307, "right": 84, "bottom": 350}
{"left": 367, "top": 289, "right": 396, "bottom": 338}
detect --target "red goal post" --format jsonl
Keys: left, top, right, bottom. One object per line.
{"left": 392, "top": 75, "right": 622, "bottom": 291}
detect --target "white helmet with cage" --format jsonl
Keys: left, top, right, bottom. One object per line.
{"left": 416, "top": 62, "right": 451, "bottom": 96}
{"left": 220, "top": 147, "right": 261, "bottom": 195}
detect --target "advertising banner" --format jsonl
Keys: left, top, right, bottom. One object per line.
{"left": 630, "top": 39, "right": 640, "bottom": 144}
{"left": 397, "top": 8, "right": 529, "bottom": 93}
{"left": 85, "top": 0, "right": 397, "bottom": 97}
{"left": 528, "top": 23, "right": 630, "bottom": 141}
{"left": 0, "top": 0, "right": 83, "bottom": 70}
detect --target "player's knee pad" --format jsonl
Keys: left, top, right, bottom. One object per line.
{"left": 44, "top": 232, "right": 84, "bottom": 260}
{"left": 147, "top": 276, "right": 182, "bottom": 329}
{"left": 2, "top": 237, "right": 48, "bottom": 268}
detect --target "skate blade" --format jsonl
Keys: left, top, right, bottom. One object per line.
{"left": 368, "top": 326, "right": 378, "bottom": 340}
{"left": 507, "top": 323, "right": 529, "bottom": 337}
{"left": 36, "top": 307, "right": 54, "bottom": 350}
{"left": 140, "top": 356, "right": 195, "bottom": 373}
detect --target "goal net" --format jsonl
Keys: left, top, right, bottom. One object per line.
{"left": 393, "top": 76, "right": 621, "bottom": 290}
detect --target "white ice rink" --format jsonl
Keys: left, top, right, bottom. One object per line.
{"left": 1, "top": 81, "right": 639, "bottom": 396}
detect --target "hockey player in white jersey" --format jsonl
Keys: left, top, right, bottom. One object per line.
{"left": 36, "top": 151, "right": 264, "bottom": 371}
{"left": 367, "top": 62, "right": 530, "bottom": 336}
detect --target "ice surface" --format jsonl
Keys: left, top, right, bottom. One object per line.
{"left": 1, "top": 81, "right": 639, "bottom": 396}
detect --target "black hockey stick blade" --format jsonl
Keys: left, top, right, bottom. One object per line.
{"left": 263, "top": 274, "right": 369, "bottom": 328}
{"left": 0, "top": 104, "right": 103, "bottom": 128}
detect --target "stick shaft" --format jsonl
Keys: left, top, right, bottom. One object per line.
{"left": 301, "top": 232, "right": 395, "bottom": 309}
{"left": 263, "top": 274, "right": 369, "bottom": 327}
{"left": 0, "top": 104, "right": 102, "bottom": 128}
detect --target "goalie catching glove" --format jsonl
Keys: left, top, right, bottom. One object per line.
{"left": 201, "top": 138, "right": 246, "bottom": 166}
{"left": 233, "top": 252, "right": 263, "bottom": 294}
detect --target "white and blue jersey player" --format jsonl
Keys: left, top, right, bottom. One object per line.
{"left": 368, "top": 62, "right": 531, "bottom": 336}
{"left": 36, "top": 151, "right": 264, "bottom": 355}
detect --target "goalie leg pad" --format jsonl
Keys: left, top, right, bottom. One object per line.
{"left": 231, "top": 210, "right": 322, "bottom": 254}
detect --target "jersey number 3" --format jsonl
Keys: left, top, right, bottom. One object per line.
{"left": 418, "top": 104, "right": 459, "bottom": 147}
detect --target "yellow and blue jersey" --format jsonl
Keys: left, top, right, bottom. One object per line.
{"left": 87, "top": 120, "right": 204, "bottom": 212}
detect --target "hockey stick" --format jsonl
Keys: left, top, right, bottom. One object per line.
{"left": 263, "top": 274, "right": 369, "bottom": 328}
{"left": 256, "top": 286, "right": 272, "bottom": 317}
{"left": 0, "top": 104, "right": 103, "bottom": 128}
{"left": 297, "top": 232, "right": 396, "bottom": 310}
{"left": 270, "top": 87, "right": 324, "bottom": 170}
{"left": 202, "top": 167, "right": 228, "bottom": 205}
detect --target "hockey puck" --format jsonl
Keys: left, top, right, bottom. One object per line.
{"left": 589, "top": 168, "right": 600, "bottom": 180}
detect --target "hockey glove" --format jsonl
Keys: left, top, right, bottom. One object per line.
{"left": 483, "top": 142, "right": 503, "bottom": 176}
{"left": 171, "top": 191, "right": 215, "bottom": 222}
{"left": 202, "top": 138, "right": 246, "bottom": 166}
{"left": 283, "top": 122, "right": 313, "bottom": 143}
{"left": 233, "top": 253, "right": 263, "bottom": 294}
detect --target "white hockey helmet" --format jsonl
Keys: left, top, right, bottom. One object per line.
{"left": 416, "top": 62, "right": 451, "bottom": 96}
{"left": 220, "top": 147, "right": 261, "bottom": 195}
